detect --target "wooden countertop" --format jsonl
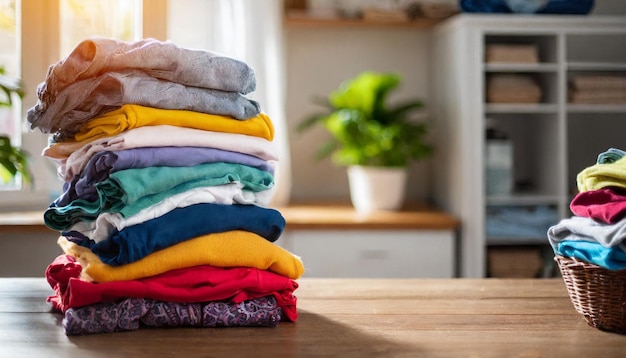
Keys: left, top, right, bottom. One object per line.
{"left": 0, "top": 210, "right": 53, "bottom": 233}
{"left": 277, "top": 202, "right": 458, "bottom": 230}
{"left": 1, "top": 277, "right": 623, "bottom": 356}
{"left": 0, "top": 203, "right": 459, "bottom": 233}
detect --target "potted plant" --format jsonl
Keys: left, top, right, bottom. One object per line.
{"left": 0, "top": 65, "right": 30, "bottom": 185}
{"left": 298, "top": 71, "right": 433, "bottom": 212}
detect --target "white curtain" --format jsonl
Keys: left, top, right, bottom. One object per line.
{"left": 167, "top": 0, "right": 292, "bottom": 206}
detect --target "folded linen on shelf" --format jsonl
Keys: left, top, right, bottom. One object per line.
{"left": 570, "top": 75, "right": 626, "bottom": 91}
{"left": 487, "top": 74, "right": 542, "bottom": 103}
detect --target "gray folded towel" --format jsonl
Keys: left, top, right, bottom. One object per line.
{"left": 27, "top": 69, "right": 261, "bottom": 141}
{"left": 37, "top": 37, "right": 256, "bottom": 100}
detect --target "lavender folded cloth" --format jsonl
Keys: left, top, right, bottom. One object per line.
{"left": 54, "top": 147, "right": 275, "bottom": 207}
{"left": 62, "top": 296, "right": 281, "bottom": 335}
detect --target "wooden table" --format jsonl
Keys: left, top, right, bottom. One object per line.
{"left": 2, "top": 278, "right": 624, "bottom": 357}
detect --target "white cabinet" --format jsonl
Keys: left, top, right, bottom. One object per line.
{"left": 278, "top": 229, "right": 455, "bottom": 278}
{"left": 431, "top": 14, "right": 626, "bottom": 277}
{"left": 274, "top": 204, "right": 459, "bottom": 278}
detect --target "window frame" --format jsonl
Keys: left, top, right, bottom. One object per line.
{"left": 1, "top": 0, "right": 166, "bottom": 210}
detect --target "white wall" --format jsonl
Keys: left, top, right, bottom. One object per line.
{"left": 285, "top": 27, "right": 434, "bottom": 203}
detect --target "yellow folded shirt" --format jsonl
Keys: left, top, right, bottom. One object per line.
{"left": 58, "top": 230, "right": 304, "bottom": 282}
{"left": 74, "top": 104, "right": 275, "bottom": 142}
{"left": 577, "top": 156, "right": 626, "bottom": 192}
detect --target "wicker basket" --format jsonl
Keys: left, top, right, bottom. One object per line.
{"left": 554, "top": 255, "right": 626, "bottom": 334}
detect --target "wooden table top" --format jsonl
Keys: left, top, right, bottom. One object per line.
{"left": 1, "top": 277, "right": 624, "bottom": 357}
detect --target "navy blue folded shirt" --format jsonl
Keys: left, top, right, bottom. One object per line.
{"left": 87, "top": 203, "right": 285, "bottom": 266}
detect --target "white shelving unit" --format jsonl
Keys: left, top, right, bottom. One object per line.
{"left": 431, "top": 14, "right": 626, "bottom": 277}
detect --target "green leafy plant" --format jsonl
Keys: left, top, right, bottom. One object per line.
{"left": 0, "top": 65, "right": 31, "bottom": 185}
{"left": 298, "top": 71, "right": 433, "bottom": 167}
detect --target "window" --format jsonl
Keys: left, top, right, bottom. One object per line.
{"left": 59, "top": 0, "right": 141, "bottom": 57}
{"left": 0, "top": 0, "right": 20, "bottom": 190}
{"left": 1, "top": 0, "right": 161, "bottom": 209}
{"left": 0, "top": 0, "right": 18, "bottom": 77}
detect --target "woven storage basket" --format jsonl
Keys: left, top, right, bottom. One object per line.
{"left": 555, "top": 255, "right": 626, "bottom": 334}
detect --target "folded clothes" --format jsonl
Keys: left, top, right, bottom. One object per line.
{"left": 29, "top": 69, "right": 261, "bottom": 142}
{"left": 54, "top": 146, "right": 275, "bottom": 207}
{"left": 597, "top": 148, "right": 626, "bottom": 164}
{"left": 46, "top": 254, "right": 298, "bottom": 321}
{"left": 577, "top": 155, "right": 626, "bottom": 192}
{"left": 569, "top": 89, "right": 626, "bottom": 105}
{"left": 554, "top": 240, "right": 626, "bottom": 271}
{"left": 58, "top": 230, "right": 305, "bottom": 282}
{"left": 486, "top": 205, "right": 558, "bottom": 239}
{"left": 65, "top": 183, "right": 275, "bottom": 242}
{"left": 44, "top": 125, "right": 278, "bottom": 182}
{"left": 44, "top": 162, "right": 274, "bottom": 231}
{"left": 547, "top": 215, "right": 626, "bottom": 249}
{"left": 570, "top": 187, "right": 626, "bottom": 224}
{"left": 63, "top": 296, "right": 281, "bottom": 335}
{"left": 73, "top": 104, "right": 274, "bottom": 143}
{"left": 86, "top": 203, "right": 286, "bottom": 265}
{"left": 35, "top": 37, "right": 256, "bottom": 105}
{"left": 570, "top": 75, "right": 626, "bottom": 91}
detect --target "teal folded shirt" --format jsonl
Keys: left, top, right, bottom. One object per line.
{"left": 44, "top": 162, "right": 274, "bottom": 231}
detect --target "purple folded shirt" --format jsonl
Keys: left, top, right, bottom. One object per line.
{"left": 54, "top": 146, "right": 274, "bottom": 206}
{"left": 62, "top": 296, "right": 282, "bottom": 335}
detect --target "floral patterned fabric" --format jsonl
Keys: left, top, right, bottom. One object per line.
{"left": 63, "top": 296, "right": 281, "bottom": 335}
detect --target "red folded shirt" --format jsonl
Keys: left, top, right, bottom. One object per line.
{"left": 570, "top": 187, "right": 626, "bottom": 224}
{"left": 46, "top": 254, "right": 298, "bottom": 321}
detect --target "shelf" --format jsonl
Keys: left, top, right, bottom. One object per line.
{"left": 568, "top": 62, "right": 626, "bottom": 71}
{"left": 484, "top": 63, "right": 559, "bottom": 72}
{"left": 486, "top": 236, "right": 549, "bottom": 246}
{"left": 486, "top": 194, "right": 561, "bottom": 206}
{"left": 284, "top": 12, "right": 442, "bottom": 29}
{"left": 567, "top": 104, "right": 626, "bottom": 113}
{"left": 485, "top": 103, "right": 558, "bottom": 114}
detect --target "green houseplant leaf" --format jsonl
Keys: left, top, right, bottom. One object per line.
{"left": 0, "top": 66, "right": 24, "bottom": 108}
{"left": 0, "top": 135, "right": 31, "bottom": 184}
{"left": 0, "top": 65, "right": 31, "bottom": 185}
{"left": 298, "top": 71, "right": 433, "bottom": 168}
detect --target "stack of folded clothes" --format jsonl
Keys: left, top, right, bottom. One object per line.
{"left": 569, "top": 75, "right": 626, "bottom": 105}
{"left": 548, "top": 148, "right": 626, "bottom": 271}
{"left": 486, "top": 74, "right": 542, "bottom": 104}
{"left": 27, "top": 37, "right": 304, "bottom": 335}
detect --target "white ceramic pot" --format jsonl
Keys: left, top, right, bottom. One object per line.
{"left": 347, "top": 165, "right": 407, "bottom": 213}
